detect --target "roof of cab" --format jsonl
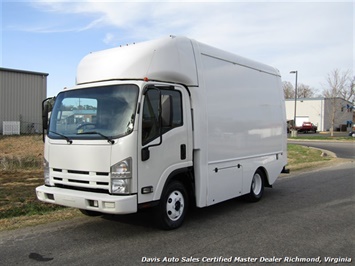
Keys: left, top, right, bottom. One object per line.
{"left": 76, "top": 36, "right": 198, "bottom": 86}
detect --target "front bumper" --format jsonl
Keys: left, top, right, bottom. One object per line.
{"left": 36, "top": 185, "right": 137, "bottom": 214}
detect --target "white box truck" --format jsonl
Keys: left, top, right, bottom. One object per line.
{"left": 36, "top": 36, "right": 288, "bottom": 229}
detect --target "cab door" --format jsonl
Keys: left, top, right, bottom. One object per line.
{"left": 137, "top": 85, "right": 192, "bottom": 204}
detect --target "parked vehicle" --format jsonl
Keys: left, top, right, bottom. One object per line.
{"left": 296, "top": 122, "right": 317, "bottom": 133}
{"left": 36, "top": 36, "right": 288, "bottom": 229}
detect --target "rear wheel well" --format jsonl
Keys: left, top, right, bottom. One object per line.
{"left": 257, "top": 167, "right": 271, "bottom": 187}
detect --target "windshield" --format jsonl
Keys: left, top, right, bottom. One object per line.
{"left": 48, "top": 84, "right": 139, "bottom": 140}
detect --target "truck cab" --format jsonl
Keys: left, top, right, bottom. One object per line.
{"left": 39, "top": 80, "right": 193, "bottom": 229}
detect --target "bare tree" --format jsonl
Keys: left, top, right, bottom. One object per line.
{"left": 324, "top": 69, "right": 353, "bottom": 99}
{"left": 341, "top": 75, "right": 355, "bottom": 103}
{"left": 282, "top": 81, "right": 294, "bottom": 99}
{"left": 297, "top": 84, "right": 315, "bottom": 98}
{"left": 283, "top": 81, "right": 316, "bottom": 99}
{"left": 323, "top": 69, "right": 353, "bottom": 136}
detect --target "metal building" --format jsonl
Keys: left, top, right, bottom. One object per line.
{"left": 285, "top": 97, "right": 354, "bottom": 132}
{"left": 0, "top": 67, "right": 48, "bottom": 134}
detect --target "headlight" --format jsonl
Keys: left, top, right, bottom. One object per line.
{"left": 111, "top": 158, "right": 132, "bottom": 194}
{"left": 111, "top": 179, "right": 131, "bottom": 194}
{"left": 44, "top": 158, "right": 50, "bottom": 185}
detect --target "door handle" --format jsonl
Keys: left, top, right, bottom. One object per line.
{"left": 180, "top": 144, "right": 186, "bottom": 160}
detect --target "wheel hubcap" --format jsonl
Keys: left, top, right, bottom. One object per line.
{"left": 166, "top": 190, "right": 184, "bottom": 221}
{"left": 252, "top": 173, "right": 262, "bottom": 195}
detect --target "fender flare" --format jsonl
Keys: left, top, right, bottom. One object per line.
{"left": 157, "top": 167, "right": 194, "bottom": 201}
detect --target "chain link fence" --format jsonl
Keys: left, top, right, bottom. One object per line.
{"left": 21, "top": 121, "right": 42, "bottom": 134}
{"left": 2, "top": 121, "right": 42, "bottom": 135}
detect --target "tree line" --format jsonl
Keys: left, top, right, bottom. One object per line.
{"left": 283, "top": 68, "right": 354, "bottom": 103}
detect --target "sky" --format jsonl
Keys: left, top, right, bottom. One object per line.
{"left": 1, "top": 0, "right": 354, "bottom": 97}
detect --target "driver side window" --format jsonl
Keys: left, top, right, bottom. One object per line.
{"left": 142, "top": 88, "right": 182, "bottom": 146}
{"left": 142, "top": 90, "right": 160, "bottom": 145}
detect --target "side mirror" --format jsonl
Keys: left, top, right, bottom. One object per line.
{"left": 42, "top": 97, "right": 55, "bottom": 141}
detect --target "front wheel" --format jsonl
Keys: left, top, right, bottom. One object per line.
{"left": 156, "top": 181, "right": 188, "bottom": 230}
{"left": 246, "top": 169, "right": 265, "bottom": 202}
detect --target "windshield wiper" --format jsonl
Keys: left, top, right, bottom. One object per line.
{"left": 49, "top": 131, "right": 73, "bottom": 144}
{"left": 77, "top": 131, "right": 115, "bottom": 144}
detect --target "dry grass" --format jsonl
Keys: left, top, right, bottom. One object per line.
{"left": 0, "top": 135, "right": 43, "bottom": 170}
{"left": 0, "top": 170, "right": 65, "bottom": 219}
{"left": 0, "top": 135, "right": 43, "bottom": 157}
{"left": 0, "top": 136, "right": 70, "bottom": 230}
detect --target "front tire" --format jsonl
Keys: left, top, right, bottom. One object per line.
{"left": 156, "top": 181, "right": 188, "bottom": 230}
{"left": 246, "top": 169, "right": 265, "bottom": 202}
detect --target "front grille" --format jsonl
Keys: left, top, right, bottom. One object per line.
{"left": 55, "top": 184, "right": 109, "bottom": 194}
{"left": 97, "top": 172, "right": 109, "bottom": 176}
{"left": 51, "top": 168, "right": 110, "bottom": 193}
{"left": 68, "top": 170, "right": 89, "bottom": 175}
{"left": 68, "top": 179, "right": 89, "bottom": 184}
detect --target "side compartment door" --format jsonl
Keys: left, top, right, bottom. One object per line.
{"left": 137, "top": 85, "right": 191, "bottom": 204}
{"left": 207, "top": 162, "right": 243, "bottom": 205}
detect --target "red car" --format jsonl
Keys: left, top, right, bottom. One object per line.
{"left": 296, "top": 122, "right": 317, "bottom": 133}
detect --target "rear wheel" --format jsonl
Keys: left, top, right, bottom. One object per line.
{"left": 246, "top": 169, "right": 265, "bottom": 202}
{"left": 156, "top": 181, "right": 188, "bottom": 230}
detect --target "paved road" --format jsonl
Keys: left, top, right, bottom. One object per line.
{"left": 1, "top": 161, "right": 354, "bottom": 265}
{"left": 288, "top": 140, "right": 355, "bottom": 159}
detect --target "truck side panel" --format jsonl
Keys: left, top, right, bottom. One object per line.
{"left": 191, "top": 41, "right": 287, "bottom": 206}
{"left": 203, "top": 55, "right": 284, "bottom": 161}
